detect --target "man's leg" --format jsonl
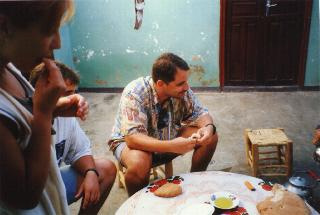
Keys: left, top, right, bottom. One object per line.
{"left": 178, "top": 126, "right": 218, "bottom": 172}
{"left": 78, "top": 158, "right": 116, "bottom": 215}
{"left": 120, "top": 145, "right": 152, "bottom": 196}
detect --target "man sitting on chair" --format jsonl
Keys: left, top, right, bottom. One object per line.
{"left": 108, "top": 53, "right": 218, "bottom": 196}
{"left": 31, "top": 62, "right": 116, "bottom": 215}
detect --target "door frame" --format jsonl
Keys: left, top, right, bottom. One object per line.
{"left": 219, "top": 0, "right": 313, "bottom": 90}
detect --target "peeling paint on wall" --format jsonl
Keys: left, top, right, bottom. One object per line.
{"left": 153, "top": 38, "right": 159, "bottom": 46}
{"left": 67, "top": 0, "right": 220, "bottom": 88}
{"left": 86, "top": 50, "right": 95, "bottom": 60}
{"left": 201, "top": 79, "right": 216, "bottom": 86}
{"left": 55, "top": 0, "right": 318, "bottom": 88}
{"left": 190, "top": 64, "right": 205, "bottom": 75}
{"left": 100, "top": 49, "right": 106, "bottom": 57}
{"left": 152, "top": 22, "right": 159, "bottom": 30}
{"left": 200, "top": 32, "right": 207, "bottom": 41}
{"left": 189, "top": 64, "right": 216, "bottom": 86}
{"left": 126, "top": 48, "right": 137, "bottom": 54}
{"left": 95, "top": 79, "right": 107, "bottom": 85}
{"left": 191, "top": 54, "right": 204, "bottom": 62}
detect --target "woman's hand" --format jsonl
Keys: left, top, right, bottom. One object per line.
{"left": 33, "top": 58, "right": 66, "bottom": 117}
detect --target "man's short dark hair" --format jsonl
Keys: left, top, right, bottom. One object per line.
{"left": 152, "top": 53, "right": 189, "bottom": 84}
{"left": 30, "top": 61, "right": 80, "bottom": 87}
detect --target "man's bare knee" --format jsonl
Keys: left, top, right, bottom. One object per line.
{"left": 207, "top": 133, "right": 218, "bottom": 148}
{"left": 126, "top": 158, "right": 152, "bottom": 180}
{"left": 122, "top": 149, "right": 152, "bottom": 181}
{"left": 95, "top": 159, "right": 117, "bottom": 182}
{"left": 194, "top": 133, "right": 218, "bottom": 155}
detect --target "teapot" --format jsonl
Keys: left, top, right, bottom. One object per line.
{"left": 284, "top": 171, "right": 319, "bottom": 199}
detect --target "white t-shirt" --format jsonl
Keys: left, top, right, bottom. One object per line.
{"left": 53, "top": 117, "right": 92, "bottom": 166}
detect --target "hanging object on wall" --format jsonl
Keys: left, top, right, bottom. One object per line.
{"left": 134, "top": 0, "right": 145, "bottom": 30}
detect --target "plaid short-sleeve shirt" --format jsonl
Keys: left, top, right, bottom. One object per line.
{"left": 108, "top": 76, "right": 208, "bottom": 152}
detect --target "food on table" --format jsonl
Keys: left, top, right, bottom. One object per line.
{"left": 211, "top": 191, "right": 239, "bottom": 210}
{"left": 214, "top": 197, "right": 233, "bottom": 209}
{"left": 153, "top": 182, "right": 182, "bottom": 198}
{"left": 244, "top": 180, "right": 256, "bottom": 191}
{"left": 256, "top": 184, "right": 311, "bottom": 215}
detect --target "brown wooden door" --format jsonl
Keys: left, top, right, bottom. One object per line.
{"left": 223, "top": 0, "right": 312, "bottom": 86}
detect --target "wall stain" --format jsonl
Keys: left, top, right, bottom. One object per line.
{"left": 201, "top": 79, "right": 216, "bottom": 86}
{"left": 189, "top": 64, "right": 215, "bottom": 86}
{"left": 91, "top": 103, "right": 98, "bottom": 109}
{"left": 114, "top": 70, "right": 122, "bottom": 83}
{"left": 73, "top": 56, "right": 80, "bottom": 64}
{"left": 191, "top": 55, "right": 204, "bottom": 62}
{"left": 95, "top": 79, "right": 107, "bottom": 85}
{"left": 190, "top": 64, "right": 205, "bottom": 74}
{"left": 104, "top": 94, "right": 116, "bottom": 102}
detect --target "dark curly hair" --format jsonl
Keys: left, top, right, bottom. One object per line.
{"left": 30, "top": 61, "right": 80, "bottom": 87}
{"left": 152, "top": 53, "right": 189, "bottom": 84}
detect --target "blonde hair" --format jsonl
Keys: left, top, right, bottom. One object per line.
{"left": 61, "top": 0, "right": 75, "bottom": 25}
{"left": 0, "top": 0, "right": 74, "bottom": 33}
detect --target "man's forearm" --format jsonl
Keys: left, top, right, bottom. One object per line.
{"left": 72, "top": 155, "right": 96, "bottom": 176}
{"left": 125, "top": 134, "right": 173, "bottom": 153}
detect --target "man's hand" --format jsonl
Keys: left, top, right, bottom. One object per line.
{"left": 75, "top": 172, "right": 100, "bottom": 209}
{"left": 195, "top": 125, "right": 214, "bottom": 145}
{"left": 53, "top": 94, "right": 89, "bottom": 120}
{"left": 171, "top": 137, "right": 196, "bottom": 154}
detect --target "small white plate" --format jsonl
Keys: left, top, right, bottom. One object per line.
{"left": 178, "top": 203, "right": 215, "bottom": 215}
{"left": 211, "top": 191, "right": 240, "bottom": 210}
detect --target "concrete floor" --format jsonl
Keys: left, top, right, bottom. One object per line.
{"left": 70, "top": 91, "right": 320, "bottom": 215}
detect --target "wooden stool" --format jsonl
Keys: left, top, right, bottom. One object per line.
{"left": 244, "top": 128, "right": 293, "bottom": 177}
{"left": 117, "top": 161, "right": 173, "bottom": 189}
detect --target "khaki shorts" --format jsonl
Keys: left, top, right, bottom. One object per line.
{"left": 114, "top": 142, "right": 179, "bottom": 167}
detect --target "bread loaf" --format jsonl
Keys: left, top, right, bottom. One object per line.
{"left": 154, "top": 183, "right": 182, "bottom": 198}
{"left": 257, "top": 184, "right": 310, "bottom": 215}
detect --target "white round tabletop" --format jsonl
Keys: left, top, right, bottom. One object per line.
{"left": 116, "top": 171, "right": 319, "bottom": 215}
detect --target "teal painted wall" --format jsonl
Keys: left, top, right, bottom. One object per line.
{"left": 305, "top": 0, "right": 320, "bottom": 86}
{"left": 54, "top": 24, "right": 75, "bottom": 70}
{"left": 55, "top": 0, "right": 319, "bottom": 88}
{"left": 67, "top": 0, "right": 220, "bottom": 88}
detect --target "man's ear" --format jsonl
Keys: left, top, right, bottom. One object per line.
{"left": 156, "top": 80, "right": 166, "bottom": 88}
